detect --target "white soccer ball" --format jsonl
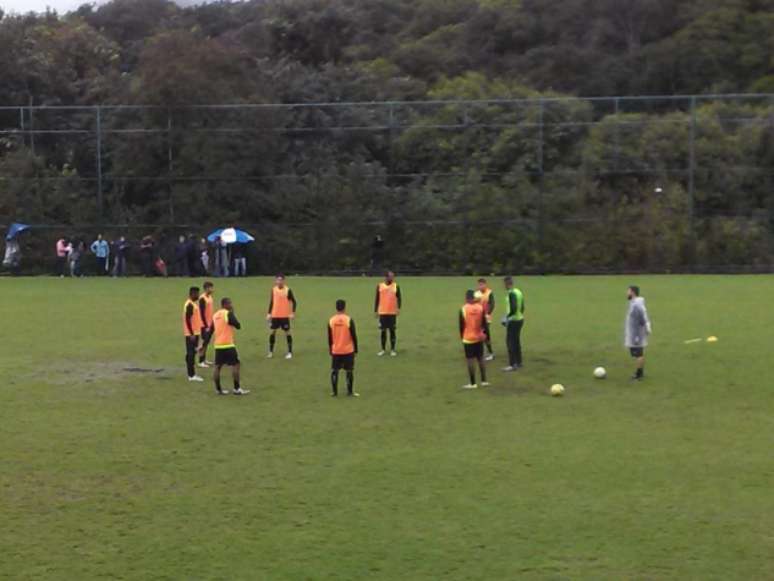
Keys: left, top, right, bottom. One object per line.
{"left": 550, "top": 384, "right": 565, "bottom": 397}
{"left": 594, "top": 367, "right": 607, "bottom": 379}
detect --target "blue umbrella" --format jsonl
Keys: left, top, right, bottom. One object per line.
{"left": 5, "top": 222, "right": 30, "bottom": 241}
{"left": 206, "top": 227, "right": 255, "bottom": 244}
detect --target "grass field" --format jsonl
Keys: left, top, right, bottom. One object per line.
{"left": 2, "top": 275, "right": 773, "bottom": 580}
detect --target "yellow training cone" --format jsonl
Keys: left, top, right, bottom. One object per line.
{"left": 706, "top": 336, "right": 718, "bottom": 342}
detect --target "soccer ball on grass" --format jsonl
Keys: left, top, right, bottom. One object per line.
{"left": 593, "top": 366, "right": 607, "bottom": 379}
{"left": 550, "top": 384, "right": 565, "bottom": 397}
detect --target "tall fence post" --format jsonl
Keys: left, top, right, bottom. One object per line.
{"left": 19, "top": 107, "right": 24, "bottom": 149}
{"left": 28, "top": 100, "right": 35, "bottom": 156}
{"left": 167, "top": 108, "right": 174, "bottom": 223}
{"left": 95, "top": 106, "right": 104, "bottom": 218}
{"left": 537, "top": 98, "right": 545, "bottom": 273}
{"left": 688, "top": 96, "right": 697, "bottom": 240}
{"left": 613, "top": 97, "right": 621, "bottom": 171}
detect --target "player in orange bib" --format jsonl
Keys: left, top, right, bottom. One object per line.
{"left": 327, "top": 299, "right": 359, "bottom": 397}
{"left": 197, "top": 281, "right": 215, "bottom": 368}
{"left": 459, "top": 289, "right": 490, "bottom": 389}
{"left": 266, "top": 274, "right": 298, "bottom": 359}
{"left": 182, "top": 286, "right": 204, "bottom": 382}
{"left": 475, "top": 277, "right": 496, "bottom": 361}
{"left": 374, "top": 270, "right": 402, "bottom": 356}
{"left": 212, "top": 297, "right": 249, "bottom": 396}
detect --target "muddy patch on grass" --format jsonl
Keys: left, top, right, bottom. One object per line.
{"left": 26, "top": 361, "right": 175, "bottom": 387}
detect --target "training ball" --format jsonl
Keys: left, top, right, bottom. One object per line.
{"left": 593, "top": 366, "right": 607, "bottom": 379}
{"left": 550, "top": 384, "right": 565, "bottom": 397}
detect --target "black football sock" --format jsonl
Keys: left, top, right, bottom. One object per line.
{"left": 480, "top": 361, "right": 487, "bottom": 383}
{"left": 215, "top": 377, "right": 222, "bottom": 392}
{"left": 331, "top": 370, "right": 339, "bottom": 395}
{"left": 380, "top": 330, "right": 387, "bottom": 350}
{"left": 286, "top": 335, "right": 293, "bottom": 354}
{"left": 389, "top": 329, "right": 396, "bottom": 351}
{"left": 269, "top": 334, "right": 276, "bottom": 353}
{"left": 485, "top": 339, "right": 493, "bottom": 354}
{"left": 346, "top": 371, "right": 354, "bottom": 394}
{"left": 234, "top": 378, "right": 240, "bottom": 390}
{"left": 636, "top": 367, "right": 644, "bottom": 378}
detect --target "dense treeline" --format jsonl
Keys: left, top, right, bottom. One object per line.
{"left": 1, "top": 0, "right": 773, "bottom": 273}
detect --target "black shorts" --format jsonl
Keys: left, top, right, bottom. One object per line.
{"left": 379, "top": 315, "right": 397, "bottom": 330}
{"left": 215, "top": 347, "right": 240, "bottom": 366}
{"left": 629, "top": 347, "right": 644, "bottom": 358}
{"left": 270, "top": 318, "right": 291, "bottom": 331}
{"left": 464, "top": 342, "right": 484, "bottom": 359}
{"left": 331, "top": 353, "right": 355, "bottom": 370}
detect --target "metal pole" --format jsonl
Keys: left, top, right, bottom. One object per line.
{"left": 688, "top": 96, "right": 696, "bottom": 231}
{"left": 95, "top": 106, "right": 104, "bottom": 218}
{"left": 613, "top": 97, "right": 620, "bottom": 171}
{"left": 537, "top": 98, "right": 545, "bottom": 273}
{"left": 19, "top": 107, "right": 24, "bottom": 149}
{"left": 167, "top": 109, "right": 174, "bottom": 223}
{"left": 28, "top": 102, "right": 35, "bottom": 156}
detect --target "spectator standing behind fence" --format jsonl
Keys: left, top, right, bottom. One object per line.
{"left": 232, "top": 244, "right": 247, "bottom": 277}
{"left": 216, "top": 237, "right": 230, "bottom": 277}
{"left": 200, "top": 238, "right": 210, "bottom": 274}
{"left": 55, "top": 237, "right": 69, "bottom": 277}
{"left": 174, "top": 236, "right": 189, "bottom": 277}
{"left": 187, "top": 235, "right": 200, "bottom": 277}
{"left": 90, "top": 234, "right": 110, "bottom": 275}
{"left": 112, "top": 236, "right": 130, "bottom": 277}
{"left": 140, "top": 236, "right": 154, "bottom": 277}
{"left": 69, "top": 240, "right": 85, "bottom": 277}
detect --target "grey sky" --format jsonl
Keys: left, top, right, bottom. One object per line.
{"left": 1, "top": 0, "right": 96, "bottom": 13}
{"left": 1, "top": 0, "right": 202, "bottom": 15}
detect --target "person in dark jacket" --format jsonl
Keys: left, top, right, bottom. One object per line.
{"left": 112, "top": 236, "right": 130, "bottom": 277}
{"left": 174, "top": 236, "right": 189, "bottom": 277}
{"left": 140, "top": 236, "right": 155, "bottom": 277}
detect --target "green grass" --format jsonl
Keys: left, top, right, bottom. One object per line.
{"left": 2, "top": 275, "right": 773, "bottom": 580}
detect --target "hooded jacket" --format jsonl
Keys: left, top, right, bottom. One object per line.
{"left": 625, "top": 296, "right": 652, "bottom": 348}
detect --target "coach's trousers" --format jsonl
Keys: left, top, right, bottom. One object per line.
{"left": 506, "top": 320, "right": 524, "bottom": 367}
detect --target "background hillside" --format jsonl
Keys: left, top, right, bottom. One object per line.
{"left": 1, "top": 0, "right": 773, "bottom": 272}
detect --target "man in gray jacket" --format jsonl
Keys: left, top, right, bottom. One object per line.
{"left": 625, "top": 285, "right": 652, "bottom": 381}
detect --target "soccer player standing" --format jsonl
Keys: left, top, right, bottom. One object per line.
{"left": 475, "top": 277, "right": 496, "bottom": 361}
{"left": 460, "top": 290, "right": 490, "bottom": 389}
{"left": 375, "top": 270, "right": 402, "bottom": 356}
{"left": 502, "top": 276, "right": 525, "bottom": 372}
{"left": 212, "top": 297, "right": 249, "bottom": 395}
{"left": 625, "top": 285, "right": 652, "bottom": 381}
{"left": 328, "top": 299, "right": 359, "bottom": 397}
{"left": 183, "top": 286, "right": 204, "bottom": 382}
{"left": 266, "top": 274, "right": 297, "bottom": 359}
{"left": 198, "top": 281, "right": 215, "bottom": 368}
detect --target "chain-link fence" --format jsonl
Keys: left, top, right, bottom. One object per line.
{"left": 2, "top": 93, "right": 773, "bottom": 275}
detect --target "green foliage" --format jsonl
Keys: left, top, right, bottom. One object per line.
{"left": 0, "top": 0, "right": 772, "bottom": 272}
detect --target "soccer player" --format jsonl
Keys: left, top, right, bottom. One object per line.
{"left": 266, "top": 274, "right": 297, "bottom": 359}
{"left": 502, "top": 276, "right": 525, "bottom": 372}
{"left": 183, "top": 286, "right": 204, "bottom": 382}
{"left": 625, "top": 285, "right": 652, "bottom": 381}
{"left": 197, "top": 281, "right": 215, "bottom": 368}
{"left": 474, "top": 277, "right": 496, "bottom": 361}
{"left": 460, "top": 290, "right": 489, "bottom": 389}
{"left": 212, "top": 297, "right": 249, "bottom": 395}
{"left": 374, "top": 270, "right": 402, "bottom": 356}
{"left": 328, "top": 299, "right": 359, "bottom": 397}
